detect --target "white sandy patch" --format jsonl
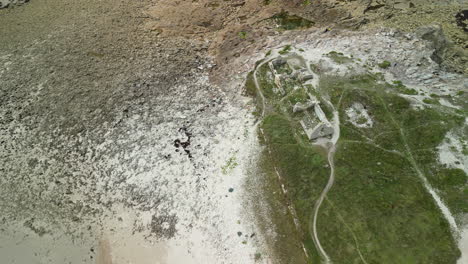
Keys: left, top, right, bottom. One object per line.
{"left": 92, "top": 82, "right": 270, "bottom": 263}
{"left": 439, "top": 98, "right": 461, "bottom": 109}
{"left": 345, "top": 102, "right": 373, "bottom": 128}
{"left": 438, "top": 130, "right": 468, "bottom": 174}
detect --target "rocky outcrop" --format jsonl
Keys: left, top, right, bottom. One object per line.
{"left": 0, "top": 0, "right": 29, "bottom": 9}
{"left": 415, "top": 24, "right": 450, "bottom": 65}
{"left": 455, "top": 10, "right": 467, "bottom": 32}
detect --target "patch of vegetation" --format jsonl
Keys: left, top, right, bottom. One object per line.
{"left": 261, "top": 113, "right": 329, "bottom": 262}
{"left": 238, "top": 31, "right": 247, "bottom": 39}
{"left": 287, "top": 88, "right": 308, "bottom": 105}
{"left": 272, "top": 12, "right": 314, "bottom": 31}
{"left": 278, "top": 45, "right": 292, "bottom": 55}
{"left": 248, "top": 151, "right": 310, "bottom": 264}
{"left": 356, "top": 115, "right": 368, "bottom": 125}
{"left": 378, "top": 60, "right": 391, "bottom": 69}
{"left": 423, "top": 98, "right": 439, "bottom": 104}
{"left": 318, "top": 75, "right": 462, "bottom": 263}
{"left": 326, "top": 51, "right": 353, "bottom": 64}
{"left": 281, "top": 77, "right": 302, "bottom": 95}
{"left": 274, "top": 62, "right": 293, "bottom": 75}
{"left": 392, "top": 80, "right": 418, "bottom": 95}
{"left": 430, "top": 167, "right": 468, "bottom": 215}
{"left": 257, "top": 64, "right": 279, "bottom": 99}
{"left": 244, "top": 71, "right": 257, "bottom": 97}
{"left": 320, "top": 142, "right": 458, "bottom": 264}
{"left": 221, "top": 156, "right": 238, "bottom": 174}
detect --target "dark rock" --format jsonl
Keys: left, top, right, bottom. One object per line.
{"left": 272, "top": 58, "right": 287, "bottom": 67}
{"left": 415, "top": 24, "right": 450, "bottom": 64}
{"left": 455, "top": 10, "right": 468, "bottom": 32}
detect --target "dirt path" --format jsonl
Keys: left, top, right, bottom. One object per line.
{"left": 310, "top": 145, "right": 335, "bottom": 264}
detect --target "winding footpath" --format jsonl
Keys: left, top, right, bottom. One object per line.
{"left": 309, "top": 105, "right": 340, "bottom": 264}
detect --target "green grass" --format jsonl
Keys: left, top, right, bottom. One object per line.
{"left": 272, "top": 12, "right": 314, "bottom": 31}
{"left": 423, "top": 98, "right": 440, "bottom": 104}
{"left": 274, "top": 62, "right": 293, "bottom": 75}
{"left": 278, "top": 45, "right": 292, "bottom": 55}
{"left": 252, "top": 149, "right": 311, "bottom": 264}
{"left": 287, "top": 88, "right": 309, "bottom": 105}
{"left": 257, "top": 64, "right": 278, "bottom": 99}
{"left": 238, "top": 31, "right": 247, "bottom": 39}
{"left": 261, "top": 113, "right": 329, "bottom": 262}
{"left": 378, "top": 60, "right": 391, "bottom": 69}
{"left": 326, "top": 51, "right": 353, "bottom": 64}
{"left": 244, "top": 71, "right": 256, "bottom": 96}
{"left": 246, "top": 54, "right": 463, "bottom": 263}
{"left": 221, "top": 156, "right": 238, "bottom": 174}
{"left": 318, "top": 75, "right": 462, "bottom": 263}
{"left": 391, "top": 80, "right": 418, "bottom": 95}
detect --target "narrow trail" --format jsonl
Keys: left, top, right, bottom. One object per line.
{"left": 306, "top": 60, "right": 340, "bottom": 264}
{"left": 310, "top": 145, "right": 335, "bottom": 264}
{"left": 309, "top": 108, "right": 340, "bottom": 264}
{"left": 252, "top": 57, "right": 271, "bottom": 119}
